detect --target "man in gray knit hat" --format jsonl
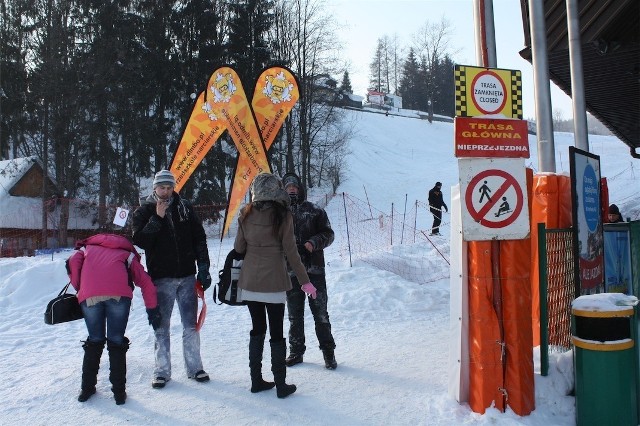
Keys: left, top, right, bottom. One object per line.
{"left": 132, "top": 169, "right": 211, "bottom": 389}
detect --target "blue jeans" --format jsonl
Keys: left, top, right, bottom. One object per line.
{"left": 153, "top": 276, "right": 203, "bottom": 379}
{"left": 81, "top": 297, "right": 131, "bottom": 345}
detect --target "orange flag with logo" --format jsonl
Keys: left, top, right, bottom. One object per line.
{"left": 205, "top": 67, "right": 271, "bottom": 236}
{"left": 169, "top": 66, "right": 300, "bottom": 238}
{"left": 252, "top": 66, "right": 300, "bottom": 150}
{"left": 222, "top": 66, "right": 301, "bottom": 237}
{"left": 169, "top": 92, "right": 226, "bottom": 192}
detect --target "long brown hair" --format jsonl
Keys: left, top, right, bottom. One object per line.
{"left": 239, "top": 201, "right": 288, "bottom": 237}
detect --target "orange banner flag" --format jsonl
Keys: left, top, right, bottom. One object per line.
{"left": 222, "top": 66, "right": 301, "bottom": 238}
{"left": 252, "top": 66, "right": 300, "bottom": 150}
{"left": 168, "top": 66, "right": 300, "bottom": 238}
{"left": 205, "top": 67, "right": 271, "bottom": 237}
{"left": 169, "top": 92, "right": 226, "bottom": 192}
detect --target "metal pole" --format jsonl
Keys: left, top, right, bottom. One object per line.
{"left": 390, "top": 202, "right": 394, "bottom": 246}
{"left": 401, "top": 194, "right": 407, "bottom": 244}
{"left": 342, "top": 192, "right": 352, "bottom": 267}
{"left": 414, "top": 201, "right": 418, "bottom": 243}
{"left": 475, "top": 1, "right": 506, "bottom": 412}
{"left": 567, "top": 0, "right": 589, "bottom": 152}
{"left": 473, "top": 0, "right": 497, "bottom": 67}
{"left": 528, "top": 0, "right": 557, "bottom": 172}
{"left": 363, "top": 185, "right": 374, "bottom": 220}
{"left": 537, "top": 223, "right": 549, "bottom": 376}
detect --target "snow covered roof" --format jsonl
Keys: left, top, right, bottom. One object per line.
{"left": 313, "top": 74, "right": 338, "bottom": 88}
{"left": 0, "top": 157, "right": 96, "bottom": 230}
{"left": 0, "top": 156, "right": 41, "bottom": 194}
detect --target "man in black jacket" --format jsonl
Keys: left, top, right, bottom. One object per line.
{"left": 282, "top": 173, "right": 337, "bottom": 369}
{"left": 132, "top": 169, "right": 211, "bottom": 389}
{"left": 428, "top": 181, "right": 448, "bottom": 235}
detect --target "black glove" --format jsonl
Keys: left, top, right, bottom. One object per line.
{"left": 297, "top": 244, "right": 309, "bottom": 259}
{"left": 146, "top": 307, "right": 162, "bottom": 330}
{"left": 197, "top": 263, "right": 212, "bottom": 291}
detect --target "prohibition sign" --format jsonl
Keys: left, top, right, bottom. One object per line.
{"left": 471, "top": 70, "right": 507, "bottom": 115}
{"left": 465, "top": 169, "right": 523, "bottom": 228}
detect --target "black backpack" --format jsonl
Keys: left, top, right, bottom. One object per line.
{"left": 214, "top": 249, "right": 246, "bottom": 306}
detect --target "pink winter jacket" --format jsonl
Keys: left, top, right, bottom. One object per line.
{"left": 68, "top": 234, "right": 157, "bottom": 308}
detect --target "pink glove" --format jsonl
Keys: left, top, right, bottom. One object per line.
{"left": 301, "top": 282, "right": 317, "bottom": 299}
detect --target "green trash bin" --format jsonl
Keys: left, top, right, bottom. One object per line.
{"left": 572, "top": 294, "right": 638, "bottom": 426}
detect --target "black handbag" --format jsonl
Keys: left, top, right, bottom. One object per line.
{"left": 214, "top": 249, "right": 246, "bottom": 306}
{"left": 44, "top": 282, "right": 84, "bottom": 325}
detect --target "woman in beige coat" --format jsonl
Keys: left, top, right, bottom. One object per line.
{"left": 234, "top": 173, "right": 316, "bottom": 398}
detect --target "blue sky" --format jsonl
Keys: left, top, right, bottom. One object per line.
{"left": 330, "top": 0, "right": 575, "bottom": 120}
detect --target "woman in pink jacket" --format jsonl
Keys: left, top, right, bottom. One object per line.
{"left": 67, "top": 233, "right": 160, "bottom": 405}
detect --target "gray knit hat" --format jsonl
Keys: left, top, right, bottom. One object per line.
{"left": 251, "top": 173, "right": 290, "bottom": 206}
{"left": 153, "top": 169, "right": 176, "bottom": 188}
{"left": 282, "top": 173, "right": 300, "bottom": 189}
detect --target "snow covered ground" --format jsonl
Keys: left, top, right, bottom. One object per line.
{"left": 0, "top": 109, "right": 637, "bottom": 425}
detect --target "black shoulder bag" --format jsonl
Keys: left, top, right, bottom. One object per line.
{"left": 214, "top": 249, "right": 246, "bottom": 306}
{"left": 44, "top": 282, "right": 84, "bottom": 325}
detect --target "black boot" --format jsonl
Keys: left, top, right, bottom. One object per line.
{"left": 107, "top": 337, "right": 129, "bottom": 405}
{"left": 322, "top": 349, "right": 337, "bottom": 370}
{"left": 249, "top": 332, "right": 275, "bottom": 393}
{"left": 285, "top": 352, "right": 303, "bottom": 367}
{"left": 270, "top": 338, "right": 296, "bottom": 398}
{"left": 78, "top": 339, "right": 105, "bottom": 402}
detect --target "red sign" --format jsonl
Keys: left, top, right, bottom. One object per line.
{"left": 470, "top": 70, "right": 507, "bottom": 115}
{"left": 454, "top": 117, "right": 529, "bottom": 158}
{"left": 464, "top": 169, "right": 524, "bottom": 228}
{"left": 579, "top": 256, "right": 604, "bottom": 290}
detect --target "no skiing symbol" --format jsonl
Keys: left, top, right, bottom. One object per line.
{"left": 465, "top": 169, "right": 523, "bottom": 228}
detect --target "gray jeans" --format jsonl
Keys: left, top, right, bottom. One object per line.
{"left": 153, "top": 276, "right": 204, "bottom": 379}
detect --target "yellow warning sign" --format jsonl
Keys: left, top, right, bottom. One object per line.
{"left": 454, "top": 65, "right": 522, "bottom": 119}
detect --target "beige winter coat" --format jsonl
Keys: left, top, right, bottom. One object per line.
{"left": 234, "top": 205, "right": 310, "bottom": 293}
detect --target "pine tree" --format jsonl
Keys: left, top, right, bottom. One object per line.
{"left": 398, "top": 48, "right": 420, "bottom": 109}
{"left": 369, "top": 38, "right": 386, "bottom": 92}
{"left": 431, "top": 55, "right": 455, "bottom": 117}
{"left": 417, "top": 55, "right": 430, "bottom": 112}
{"left": 171, "top": 0, "right": 231, "bottom": 206}
{"left": 340, "top": 71, "right": 353, "bottom": 94}
{"left": 0, "top": 0, "right": 34, "bottom": 159}
{"left": 227, "top": 0, "right": 274, "bottom": 98}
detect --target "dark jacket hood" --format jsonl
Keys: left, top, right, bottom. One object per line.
{"left": 282, "top": 172, "right": 306, "bottom": 203}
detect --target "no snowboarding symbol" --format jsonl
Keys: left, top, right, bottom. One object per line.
{"left": 465, "top": 169, "right": 523, "bottom": 228}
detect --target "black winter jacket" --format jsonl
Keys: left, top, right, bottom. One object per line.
{"left": 132, "top": 192, "right": 209, "bottom": 280}
{"left": 428, "top": 186, "right": 447, "bottom": 213}
{"left": 283, "top": 173, "right": 334, "bottom": 275}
